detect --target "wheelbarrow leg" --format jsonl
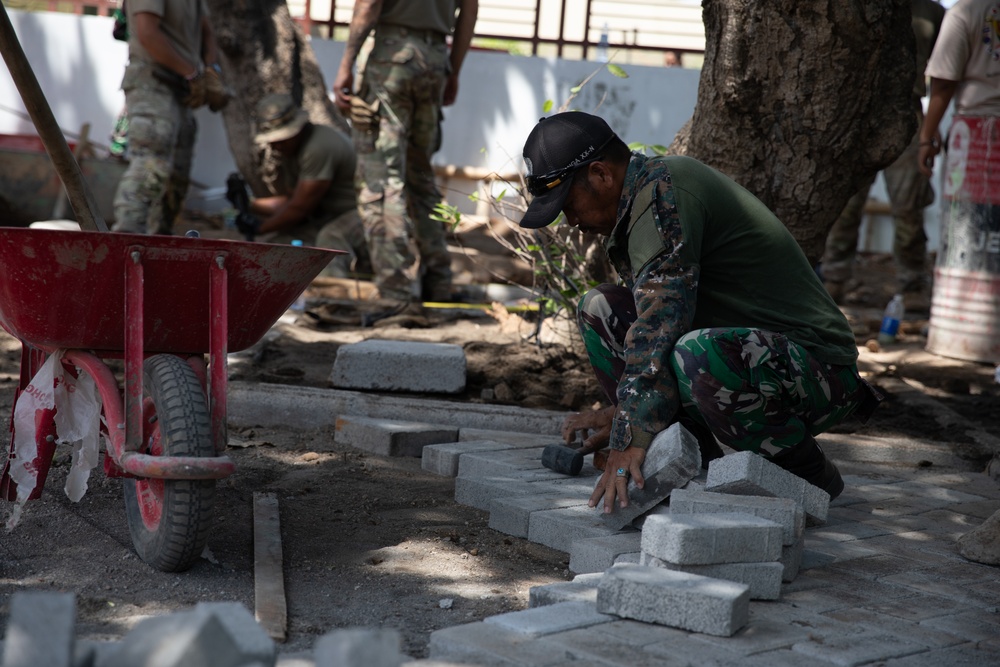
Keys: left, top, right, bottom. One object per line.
{"left": 1, "top": 344, "right": 58, "bottom": 501}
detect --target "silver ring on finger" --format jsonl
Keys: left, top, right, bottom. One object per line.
{"left": 615, "top": 467, "right": 628, "bottom": 478}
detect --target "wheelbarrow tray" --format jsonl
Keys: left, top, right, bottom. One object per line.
{"left": 0, "top": 227, "right": 337, "bottom": 354}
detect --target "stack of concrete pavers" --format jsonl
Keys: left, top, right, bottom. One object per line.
{"left": 330, "top": 339, "right": 467, "bottom": 394}
{"left": 0, "top": 592, "right": 414, "bottom": 667}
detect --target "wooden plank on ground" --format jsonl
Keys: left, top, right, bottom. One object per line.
{"left": 253, "top": 491, "right": 287, "bottom": 641}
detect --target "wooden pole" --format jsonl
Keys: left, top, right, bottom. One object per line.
{"left": 0, "top": 3, "right": 108, "bottom": 232}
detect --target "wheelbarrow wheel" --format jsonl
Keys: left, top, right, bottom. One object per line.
{"left": 123, "top": 354, "right": 215, "bottom": 572}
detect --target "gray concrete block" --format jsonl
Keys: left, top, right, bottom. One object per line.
{"left": 705, "top": 451, "right": 830, "bottom": 522}
{"left": 103, "top": 602, "right": 275, "bottom": 667}
{"left": 569, "top": 533, "right": 643, "bottom": 574}
{"left": 455, "top": 471, "right": 594, "bottom": 512}
{"left": 528, "top": 504, "right": 628, "bottom": 553}
{"left": 602, "top": 423, "right": 702, "bottom": 530}
{"left": 639, "top": 554, "right": 784, "bottom": 600}
{"left": 483, "top": 601, "right": 613, "bottom": 636}
{"left": 669, "top": 488, "right": 805, "bottom": 545}
{"left": 597, "top": 564, "right": 750, "bottom": 637}
{"left": 489, "top": 494, "right": 588, "bottom": 537}
{"left": 458, "top": 447, "right": 547, "bottom": 477}
{"left": 630, "top": 503, "right": 671, "bottom": 530}
{"left": 314, "top": 628, "right": 404, "bottom": 667}
{"left": 427, "top": 621, "right": 573, "bottom": 666}
{"left": 335, "top": 414, "right": 458, "bottom": 457}
{"left": 331, "top": 339, "right": 466, "bottom": 393}
{"left": 458, "top": 428, "right": 556, "bottom": 448}
{"left": 528, "top": 574, "right": 602, "bottom": 608}
{"left": 422, "top": 440, "right": 516, "bottom": 477}
{"left": 640, "top": 512, "right": 783, "bottom": 565}
{"left": 614, "top": 552, "right": 641, "bottom": 564}
{"left": 780, "top": 535, "right": 805, "bottom": 582}
{"left": 2, "top": 591, "right": 75, "bottom": 667}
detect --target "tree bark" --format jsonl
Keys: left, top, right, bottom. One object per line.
{"left": 204, "top": 0, "right": 349, "bottom": 196}
{"left": 670, "top": 0, "right": 916, "bottom": 263}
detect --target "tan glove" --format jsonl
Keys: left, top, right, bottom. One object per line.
{"left": 182, "top": 72, "right": 208, "bottom": 109}
{"left": 204, "top": 68, "right": 231, "bottom": 112}
{"left": 350, "top": 95, "right": 380, "bottom": 133}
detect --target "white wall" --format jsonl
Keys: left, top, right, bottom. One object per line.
{"left": 0, "top": 9, "right": 941, "bottom": 252}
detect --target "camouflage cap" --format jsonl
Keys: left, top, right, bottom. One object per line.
{"left": 254, "top": 93, "right": 309, "bottom": 144}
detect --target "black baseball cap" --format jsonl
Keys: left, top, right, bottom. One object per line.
{"left": 520, "top": 112, "right": 618, "bottom": 229}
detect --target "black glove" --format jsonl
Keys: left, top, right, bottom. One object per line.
{"left": 235, "top": 211, "right": 262, "bottom": 241}
{"left": 225, "top": 172, "right": 250, "bottom": 210}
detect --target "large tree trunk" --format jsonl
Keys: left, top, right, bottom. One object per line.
{"left": 204, "top": 0, "right": 349, "bottom": 195}
{"left": 670, "top": 0, "right": 916, "bottom": 263}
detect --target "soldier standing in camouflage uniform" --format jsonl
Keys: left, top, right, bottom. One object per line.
{"left": 333, "top": 0, "right": 479, "bottom": 302}
{"left": 112, "top": 0, "right": 228, "bottom": 235}
{"left": 821, "top": 0, "right": 945, "bottom": 303}
{"left": 520, "top": 113, "right": 881, "bottom": 514}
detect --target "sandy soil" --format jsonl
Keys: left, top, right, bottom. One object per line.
{"left": 0, "top": 246, "right": 998, "bottom": 658}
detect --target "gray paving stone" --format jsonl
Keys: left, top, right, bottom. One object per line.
{"left": 822, "top": 607, "right": 966, "bottom": 650}
{"left": 825, "top": 553, "right": 932, "bottom": 580}
{"left": 103, "top": 602, "right": 275, "bottom": 667}
{"left": 791, "top": 631, "right": 927, "bottom": 667}
{"left": 544, "top": 620, "right": 700, "bottom": 667}
{"left": 601, "top": 423, "right": 702, "bottom": 531}
{"left": 2, "top": 591, "right": 75, "bottom": 667}
{"left": 706, "top": 451, "right": 830, "bottom": 522}
{"left": 597, "top": 564, "right": 750, "bottom": 637}
{"left": 454, "top": 471, "right": 594, "bottom": 512}
{"left": 641, "top": 512, "right": 783, "bottom": 565}
{"left": 780, "top": 535, "right": 804, "bottom": 582}
{"left": 427, "top": 622, "right": 574, "bottom": 666}
{"left": 915, "top": 509, "right": 987, "bottom": 539}
{"left": 614, "top": 552, "right": 641, "bottom": 564}
{"left": 630, "top": 503, "right": 671, "bottom": 530}
{"left": 569, "top": 533, "right": 643, "bottom": 574}
{"left": 528, "top": 574, "right": 602, "bottom": 608}
{"left": 335, "top": 415, "right": 458, "bottom": 457}
{"left": 780, "top": 579, "right": 912, "bottom": 615}
{"left": 489, "top": 494, "right": 589, "bottom": 538}
{"left": 458, "top": 428, "right": 556, "bottom": 448}
{"left": 889, "top": 481, "right": 987, "bottom": 506}
{"left": 483, "top": 601, "right": 613, "bottom": 636}
{"left": 457, "top": 447, "right": 545, "bottom": 477}
{"left": 879, "top": 568, "right": 1000, "bottom": 608}
{"left": 640, "top": 555, "right": 783, "bottom": 600}
{"left": 800, "top": 535, "right": 880, "bottom": 569}
{"left": 918, "top": 609, "right": 1000, "bottom": 643}
{"left": 878, "top": 644, "right": 1000, "bottom": 667}
{"left": 686, "top": 617, "right": 813, "bottom": 656}
{"left": 669, "top": 488, "right": 804, "bottom": 545}
{"left": 422, "top": 440, "right": 516, "bottom": 477}
{"left": 331, "top": 339, "right": 466, "bottom": 393}
{"left": 314, "top": 628, "right": 404, "bottom": 667}
{"left": 528, "top": 504, "right": 627, "bottom": 552}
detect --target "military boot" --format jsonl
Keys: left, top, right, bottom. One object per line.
{"left": 768, "top": 435, "right": 844, "bottom": 499}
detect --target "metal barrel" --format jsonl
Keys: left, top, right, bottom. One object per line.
{"left": 926, "top": 115, "right": 1000, "bottom": 364}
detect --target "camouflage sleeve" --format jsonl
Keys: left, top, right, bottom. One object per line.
{"left": 609, "top": 182, "right": 699, "bottom": 451}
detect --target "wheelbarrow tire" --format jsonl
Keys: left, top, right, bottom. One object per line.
{"left": 123, "top": 354, "right": 215, "bottom": 572}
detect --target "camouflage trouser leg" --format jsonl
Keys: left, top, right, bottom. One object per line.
{"left": 821, "top": 177, "right": 874, "bottom": 284}
{"left": 884, "top": 131, "right": 932, "bottom": 291}
{"left": 112, "top": 71, "right": 192, "bottom": 234}
{"left": 315, "top": 209, "right": 371, "bottom": 278}
{"left": 671, "top": 328, "right": 863, "bottom": 457}
{"left": 152, "top": 112, "right": 196, "bottom": 235}
{"left": 354, "top": 32, "right": 450, "bottom": 301}
{"left": 578, "top": 285, "right": 864, "bottom": 457}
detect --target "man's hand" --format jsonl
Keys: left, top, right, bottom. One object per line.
{"left": 918, "top": 135, "right": 941, "bottom": 178}
{"left": 182, "top": 71, "right": 208, "bottom": 109}
{"left": 589, "top": 446, "right": 646, "bottom": 514}
{"left": 562, "top": 406, "right": 614, "bottom": 453}
{"left": 235, "top": 212, "right": 261, "bottom": 241}
{"left": 204, "top": 68, "right": 230, "bottom": 112}
{"left": 333, "top": 69, "right": 354, "bottom": 114}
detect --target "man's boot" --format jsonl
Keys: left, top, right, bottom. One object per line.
{"left": 768, "top": 435, "right": 844, "bottom": 499}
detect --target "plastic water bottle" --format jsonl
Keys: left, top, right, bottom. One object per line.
{"left": 877, "top": 294, "right": 904, "bottom": 345}
{"left": 596, "top": 23, "right": 609, "bottom": 62}
{"left": 290, "top": 240, "right": 307, "bottom": 312}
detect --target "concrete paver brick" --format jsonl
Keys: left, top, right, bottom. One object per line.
{"left": 669, "top": 488, "right": 804, "bottom": 545}
{"left": 528, "top": 504, "right": 629, "bottom": 553}
{"left": 483, "top": 601, "right": 614, "bottom": 636}
{"left": 458, "top": 448, "right": 550, "bottom": 478}
{"left": 630, "top": 503, "right": 670, "bottom": 530}
{"left": 597, "top": 564, "right": 750, "bottom": 637}
{"left": 685, "top": 617, "right": 814, "bottom": 656}
{"left": 780, "top": 535, "right": 804, "bottom": 582}
{"left": 330, "top": 339, "right": 466, "bottom": 393}
{"left": 639, "top": 554, "right": 783, "bottom": 600}
{"left": 823, "top": 607, "right": 967, "bottom": 650}
{"left": 454, "top": 471, "right": 593, "bottom": 511}
{"left": 792, "top": 631, "right": 927, "bottom": 666}
{"left": 705, "top": 451, "right": 830, "bottom": 522}
{"left": 545, "top": 622, "right": 702, "bottom": 667}
{"left": 458, "top": 429, "right": 556, "bottom": 448}
{"left": 602, "top": 423, "right": 702, "bottom": 530}
{"left": 918, "top": 609, "right": 1000, "bottom": 643}
{"left": 528, "top": 574, "right": 601, "bottom": 608}
{"left": 614, "top": 552, "right": 641, "bottom": 564}
{"left": 569, "top": 533, "right": 643, "bottom": 574}
{"left": 2, "top": 591, "right": 75, "bottom": 667}
{"left": 422, "top": 440, "right": 516, "bottom": 477}
{"left": 335, "top": 415, "right": 458, "bottom": 457}
{"left": 314, "top": 628, "right": 404, "bottom": 667}
{"left": 800, "top": 536, "right": 881, "bottom": 570}
{"left": 876, "top": 643, "right": 1000, "bottom": 667}
{"left": 427, "top": 621, "right": 577, "bottom": 666}
{"left": 489, "top": 494, "right": 589, "bottom": 538}
{"left": 640, "top": 512, "right": 783, "bottom": 565}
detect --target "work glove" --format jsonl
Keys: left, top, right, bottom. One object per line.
{"left": 204, "top": 68, "right": 231, "bottom": 112}
{"left": 225, "top": 172, "right": 250, "bottom": 210}
{"left": 234, "top": 211, "right": 262, "bottom": 242}
{"left": 182, "top": 71, "right": 208, "bottom": 109}
{"left": 349, "top": 95, "right": 380, "bottom": 133}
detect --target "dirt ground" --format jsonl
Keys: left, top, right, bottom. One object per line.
{"left": 1, "top": 242, "right": 999, "bottom": 658}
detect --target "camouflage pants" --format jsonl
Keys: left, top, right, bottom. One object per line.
{"left": 822, "top": 128, "right": 933, "bottom": 291}
{"left": 578, "top": 284, "right": 864, "bottom": 457}
{"left": 112, "top": 62, "right": 195, "bottom": 235}
{"left": 353, "top": 25, "right": 452, "bottom": 301}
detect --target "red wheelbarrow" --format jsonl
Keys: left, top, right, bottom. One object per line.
{"left": 0, "top": 227, "right": 337, "bottom": 571}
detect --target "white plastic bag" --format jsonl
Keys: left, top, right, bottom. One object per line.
{"left": 6, "top": 350, "right": 103, "bottom": 530}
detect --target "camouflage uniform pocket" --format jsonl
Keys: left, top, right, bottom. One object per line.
{"left": 350, "top": 95, "right": 380, "bottom": 152}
